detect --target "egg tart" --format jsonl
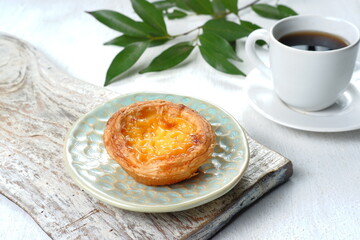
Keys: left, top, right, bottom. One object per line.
{"left": 103, "top": 100, "right": 215, "bottom": 186}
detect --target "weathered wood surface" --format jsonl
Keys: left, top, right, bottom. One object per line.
{"left": 0, "top": 34, "right": 292, "bottom": 239}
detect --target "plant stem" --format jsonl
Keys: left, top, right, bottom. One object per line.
{"left": 171, "top": 26, "right": 202, "bottom": 38}
{"left": 149, "top": 34, "right": 172, "bottom": 40}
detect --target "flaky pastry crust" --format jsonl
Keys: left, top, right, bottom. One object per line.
{"left": 103, "top": 100, "right": 215, "bottom": 186}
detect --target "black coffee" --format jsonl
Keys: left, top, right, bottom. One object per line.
{"left": 278, "top": 31, "right": 349, "bottom": 51}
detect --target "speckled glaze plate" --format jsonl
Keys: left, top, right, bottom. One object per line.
{"left": 64, "top": 93, "right": 249, "bottom": 213}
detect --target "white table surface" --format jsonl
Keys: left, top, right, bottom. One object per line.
{"left": 1, "top": 0, "right": 360, "bottom": 239}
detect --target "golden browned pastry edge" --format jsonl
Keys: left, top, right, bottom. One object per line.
{"left": 103, "top": 100, "right": 215, "bottom": 186}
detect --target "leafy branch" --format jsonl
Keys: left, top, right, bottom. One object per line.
{"left": 87, "top": 0, "right": 297, "bottom": 86}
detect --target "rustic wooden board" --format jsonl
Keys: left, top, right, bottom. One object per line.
{"left": 0, "top": 34, "right": 292, "bottom": 240}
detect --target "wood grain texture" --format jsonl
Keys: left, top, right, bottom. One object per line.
{"left": 0, "top": 34, "right": 292, "bottom": 239}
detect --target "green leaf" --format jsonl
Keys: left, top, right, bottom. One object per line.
{"left": 221, "top": 0, "right": 238, "bottom": 14}
{"left": 104, "top": 35, "right": 168, "bottom": 47}
{"left": 148, "top": 39, "right": 170, "bottom": 47}
{"left": 251, "top": 4, "right": 297, "bottom": 19}
{"left": 203, "top": 19, "right": 249, "bottom": 41}
{"left": 229, "top": 40, "right": 236, "bottom": 51}
{"left": 251, "top": 4, "right": 281, "bottom": 19}
{"left": 199, "top": 45, "right": 245, "bottom": 75}
{"left": 104, "top": 35, "right": 147, "bottom": 47}
{"left": 211, "top": 0, "right": 226, "bottom": 16}
{"left": 240, "top": 20, "right": 261, "bottom": 34}
{"left": 166, "top": 9, "right": 187, "bottom": 19}
{"left": 277, "top": 5, "right": 298, "bottom": 18}
{"left": 174, "top": 0, "right": 192, "bottom": 11}
{"left": 105, "top": 41, "right": 149, "bottom": 86}
{"left": 87, "top": 10, "right": 150, "bottom": 37}
{"left": 131, "top": 0, "right": 168, "bottom": 35}
{"left": 140, "top": 42, "right": 194, "bottom": 73}
{"left": 239, "top": 20, "right": 266, "bottom": 45}
{"left": 140, "top": 22, "right": 165, "bottom": 37}
{"left": 153, "top": 0, "right": 176, "bottom": 10}
{"left": 182, "top": 0, "right": 214, "bottom": 15}
{"left": 199, "top": 33, "right": 242, "bottom": 61}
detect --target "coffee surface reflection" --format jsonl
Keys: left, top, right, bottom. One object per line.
{"left": 278, "top": 31, "right": 349, "bottom": 51}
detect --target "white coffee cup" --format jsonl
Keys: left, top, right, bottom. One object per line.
{"left": 245, "top": 15, "right": 360, "bottom": 111}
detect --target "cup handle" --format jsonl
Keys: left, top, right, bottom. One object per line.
{"left": 245, "top": 29, "right": 271, "bottom": 78}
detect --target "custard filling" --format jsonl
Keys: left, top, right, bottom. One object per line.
{"left": 121, "top": 107, "right": 197, "bottom": 162}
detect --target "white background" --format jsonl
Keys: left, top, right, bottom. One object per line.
{"left": 0, "top": 0, "right": 359, "bottom": 239}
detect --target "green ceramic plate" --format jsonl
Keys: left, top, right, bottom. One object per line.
{"left": 64, "top": 93, "right": 249, "bottom": 212}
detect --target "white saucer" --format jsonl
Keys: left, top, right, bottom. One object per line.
{"left": 244, "top": 68, "right": 360, "bottom": 132}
